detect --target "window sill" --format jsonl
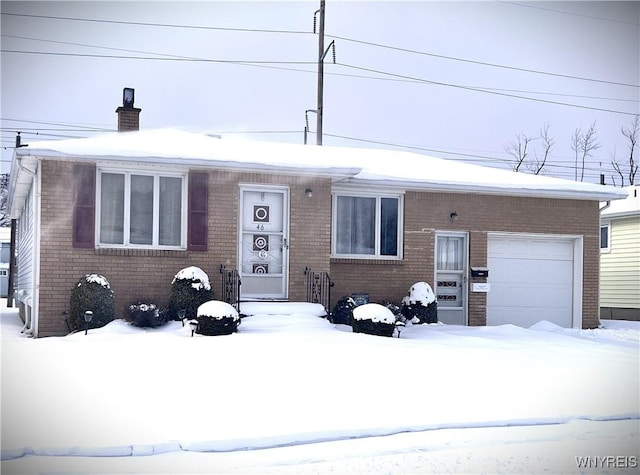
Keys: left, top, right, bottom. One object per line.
{"left": 95, "top": 248, "right": 188, "bottom": 257}
{"left": 330, "top": 257, "right": 404, "bottom": 266}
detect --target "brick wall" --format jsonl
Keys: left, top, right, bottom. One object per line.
{"left": 37, "top": 161, "right": 331, "bottom": 336}
{"left": 36, "top": 160, "right": 600, "bottom": 335}
{"left": 329, "top": 191, "right": 600, "bottom": 329}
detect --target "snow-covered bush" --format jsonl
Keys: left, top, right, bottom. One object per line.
{"left": 401, "top": 282, "right": 438, "bottom": 324}
{"left": 167, "top": 266, "right": 214, "bottom": 321}
{"left": 351, "top": 303, "right": 396, "bottom": 337}
{"left": 126, "top": 302, "right": 166, "bottom": 328}
{"left": 196, "top": 300, "right": 240, "bottom": 336}
{"left": 69, "top": 274, "right": 115, "bottom": 332}
{"left": 330, "top": 296, "right": 356, "bottom": 324}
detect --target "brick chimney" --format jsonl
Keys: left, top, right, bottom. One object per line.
{"left": 115, "top": 87, "right": 141, "bottom": 132}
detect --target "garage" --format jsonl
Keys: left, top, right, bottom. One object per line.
{"left": 487, "top": 235, "right": 581, "bottom": 328}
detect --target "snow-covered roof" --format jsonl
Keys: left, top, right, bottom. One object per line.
{"left": 601, "top": 185, "right": 639, "bottom": 219}
{"left": 10, "top": 128, "right": 627, "bottom": 216}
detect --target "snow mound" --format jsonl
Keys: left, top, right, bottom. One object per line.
{"left": 172, "top": 266, "right": 211, "bottom": 290}
{"left": 198, "top": 301, "right": 239, "bottom": 321}
{"left": 80, "top": 274, "right": 111, "bottom": 289}
{"left": 352, "top": 303, "right": 396, "bottom": 323}
{"left": 240, "top": 302, "right": 327, "bottom": 317}
{"left": 403, "top": 282, "right": 436, "bottom": 305}
{"left": 529, "top": 320, "right": 564, "bottom": 332}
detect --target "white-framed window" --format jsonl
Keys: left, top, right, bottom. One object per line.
{"left": 600, "top": 222, "right": 610, "bottom": 252}
{"left": 332, "top": 192, "right": 403, "bottom": 259}
{"left": 97, "top": 169, "right": 186, "bottom": 249}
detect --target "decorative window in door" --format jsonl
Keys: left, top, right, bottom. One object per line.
{"left": 253, "top": 205, "right": 270, "bottom": 223}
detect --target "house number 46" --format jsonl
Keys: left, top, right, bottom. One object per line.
{"left": 256, "top": 224, "right": 265, "bottom": 230}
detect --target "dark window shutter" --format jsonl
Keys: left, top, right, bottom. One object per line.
{"left": 73, "top": 164, "right": 96, "bottom": 248}
{"left": 188, "top": 172, "right": 208, "bottom": 251}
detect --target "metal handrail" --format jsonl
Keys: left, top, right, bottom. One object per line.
{"left": 304, "top": 266, "right": 334, "bottom": 315}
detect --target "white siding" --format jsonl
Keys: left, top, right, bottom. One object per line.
{"left": 15, "top": 181, "right": 34, "bottom": 303}
{"left": 600, "top": 217, "right": 640, "bottom": 309}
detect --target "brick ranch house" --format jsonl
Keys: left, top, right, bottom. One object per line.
{"left": 7, "top": 98, "right": 627, "bottom": 337}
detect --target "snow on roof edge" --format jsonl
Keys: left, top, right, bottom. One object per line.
{"left": 345, "top": 178, "right": 627, "bottom": 202}
{"left": 15, "top": 148, "right": 361, "bottom": 178}
{"left": 13, "top": 128, "right": 629, "bottom": 202}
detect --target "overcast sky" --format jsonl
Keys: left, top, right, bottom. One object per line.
{"left": 1, "top": 1, "right": 638, "bottom": 184}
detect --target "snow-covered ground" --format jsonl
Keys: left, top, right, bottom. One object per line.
{"left": 1, "top": 301, "right": 638, "bottom": 474}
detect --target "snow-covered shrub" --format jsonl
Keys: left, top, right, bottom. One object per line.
{"left": 127, "top": 302, "right": 166, "bottom": 328}
{"left": 69, "top": 274, "right": 115, "bottom": 332}
{"left": 196, "top": 300, "right": 240, "bottom": 336}
{"left": 351, "top": 303, "right": 396, "bottom": 337}
{"left": 401, "top": 282, "right": 438, "bottom": 324}
{"left": 330, "top": 296, "right": 356, "bottom": 324}
{"left": 167, "top": 266, "right": 214, "bottom": 321}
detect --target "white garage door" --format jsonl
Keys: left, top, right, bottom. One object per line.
{"left": 487, "top": 236, "right": 575, "bottom": 328}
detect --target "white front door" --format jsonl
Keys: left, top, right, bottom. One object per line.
{"left": 434, "top": 233, "right": 468, "bottom": 325}
{"left": 239, "top": 186, "right": 289, "bottom": 299}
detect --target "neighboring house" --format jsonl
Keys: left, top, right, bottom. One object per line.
{"left": 0, "top": 226, "right": 10, "bottom": 298}
{"left": 7, "top": 92, "right": 627, "bottom": 337}
{"left": 600, "top": 185, "right": 640, "bottom": 320}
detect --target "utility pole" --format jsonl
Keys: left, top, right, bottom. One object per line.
{"left": 316, "top": 0, "right": 325, "bottom": 145}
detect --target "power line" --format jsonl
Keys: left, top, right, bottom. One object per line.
{"left": 501, "top": 1, "right": 640, "bottom": 26}
{"left": 2, "top": 47, "right": 636, "bottom": 115}
{"left": 327, "top": 34, "right": 640, "bottom": 89}
{"left": 0, "top": 12, "right": 312, "bottom": 35}
{"left": 0, "top": 50, "right": 316, "bottom": 65}
{"left": 3, "top": 11, "right": 637, "bottom": 89}
{"left": 1, "top": 117, "right": 113, "bottom": 129}
{"left": 6, "top": 34, "right": 635, "bottom": 104}
{"left": 336, "top": 63, "right": 639, "bottom": 117}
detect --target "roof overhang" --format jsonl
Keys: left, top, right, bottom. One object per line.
{"left": 341, "top": 177, "right": 628, "bottom": 202}
{"left": 14, "top": 148, "right": 361, "bottom": 179}
{"left": 7, "top": 152, "right": 38, "bottom": 218}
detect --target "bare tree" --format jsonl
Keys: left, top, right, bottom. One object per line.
{"left": 0, "top": 173, "right": 10, "bottom": 227}
{"left": 505, "top": 125, "right": 554, "bottom": 175}
{"left": 611, "top": 115, "right": 638, "bottom": 186}
{"left": 505, "top": 133, "right": 536, "bottom": 172}
{"left": 571, "top": 122, "right": 601, "bottom": 182}
{"left": 525, "top": 124, "right": 554, "bottom": 175}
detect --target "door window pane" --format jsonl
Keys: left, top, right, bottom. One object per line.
{"left": 437, "top": 237, "right": 463, "bottom": 270}
{"left": 159, "top": 176, "right": 182, "bottom": 246}
{"left": 336, "top": 196, "right": 375, "bottom": 255}
{"left": 100, "top": 173, "right": 124, "bottom": 244}
{"left": 130, "top": 175, "right": 154, "bottom": 245}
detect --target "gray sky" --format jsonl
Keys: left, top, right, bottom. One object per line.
{"left": 1, "top": 1, "right": 639, "bottom": 184}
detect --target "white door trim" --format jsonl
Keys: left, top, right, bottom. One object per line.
{"left": 238, "top": 184, "right": 290, "bottom": 300}
{"left": 487, "top": 232, "right": 583, "bottom": 329}
{"left": 434, "top": 231, "right": 469, "bottom": 325}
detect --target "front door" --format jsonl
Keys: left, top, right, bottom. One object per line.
{"left": 239, "top": 186, "right": 289, "bottom": 299}
{"left": 434, "top": 233, "right": 468, "bottom": 325}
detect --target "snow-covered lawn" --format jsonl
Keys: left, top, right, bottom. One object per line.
{"left": 1, "top": 302, "right": 638, "bottom": 474}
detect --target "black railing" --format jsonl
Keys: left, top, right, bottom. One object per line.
{"left": 304, "top": 267, "right": 334, "bottom": 314}
{"left": 220, "top": 265, "right": 241, "bottom": 313}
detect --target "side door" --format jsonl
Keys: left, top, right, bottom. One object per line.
{"left": 434, "top": 232, "right": 468, "bottom": 325}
